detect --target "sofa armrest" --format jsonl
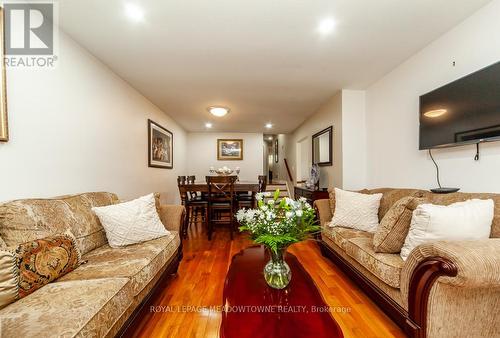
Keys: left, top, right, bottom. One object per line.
{"left": 402, "top": 239, "right": 500, "bottom": 297}
{"left": 158, "top": 204, "right": 186, "bottom": 232}
{"left": 401, "top": 239, "right": 500, "bottom": 337}
{"left": 313, "top": 199, "right": 332, "bottom": 227}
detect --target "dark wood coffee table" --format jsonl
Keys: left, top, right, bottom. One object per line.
{"left": 220, "top": 246, "right": 343, "bottom": 338}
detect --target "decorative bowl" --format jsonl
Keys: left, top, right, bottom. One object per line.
{"left": 215, "top": 169, "right": 234, "bottom": 175}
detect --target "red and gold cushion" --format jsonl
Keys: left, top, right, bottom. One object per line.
{"left": 0, "top": 231, "right": 82, "bottom": 308}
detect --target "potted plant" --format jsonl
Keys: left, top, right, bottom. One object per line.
{"left": 236, "top": 190, "right": 320, "bottom": 289}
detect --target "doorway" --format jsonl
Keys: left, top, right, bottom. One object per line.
{"left": 263, "top": 134, "right": 278, "bottom": 183}
{"left": 296, "top": 137, "right": 310, "bottom": 182}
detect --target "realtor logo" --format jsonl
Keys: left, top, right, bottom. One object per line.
{"left": 2, "top": 1, "right": 58, "bottom": 68}
{"left": 5, "top": 3, "right": 53, "bottom": 55}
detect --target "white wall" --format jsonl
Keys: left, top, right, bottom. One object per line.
{"left": 341, "top": 90, "right": 367, "bottom": 190}
{"left": 286, "top": 90, "right": 367, "bottom": 190}
{"left": 286, "top": 92, "right": 343, "bottom": 188}
{"left": 365, "top": 0, "right": 500, "bottom": 193}
{"left": 0, "top": 31, "right": 187, "bottom": 203}
{"left": 186, "top": 132, "right": 263, "bottom": 181}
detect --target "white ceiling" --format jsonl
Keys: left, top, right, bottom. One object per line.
{"left": 59, "top": 0, "right": 491, "bottom": 133}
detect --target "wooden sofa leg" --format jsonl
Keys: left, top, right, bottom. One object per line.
{"left": 406, "top": 257, "right": 458, "bottom": 338}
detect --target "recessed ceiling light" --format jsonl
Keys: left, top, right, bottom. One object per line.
{"left": 125, "top": 3, "right": 145, "bottom": 22}
{"left": 265, "top": 123, "right": 273, "bottom": 129}
{"left": 424, "top": 109, "right": 447, "bottom": 118}
{"left": 205, "top": 123, "right": 213, "bottom": 128}
{"left": 268, "top": 136, "right": 273, "bottom": 140}
{"left": 317, "top": 18, "right": 336, "bottom": 35}
{"left": 208, "top": 106, "right": 230, "bottom": 117}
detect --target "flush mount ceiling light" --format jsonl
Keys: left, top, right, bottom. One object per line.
{"left": 208, "top": 106, "right": 230, "bottom": 117}
{"left": 265, "top": 123, "right": 273, "bottom": 129}
{"left": 268, "top": 136, "right": 273, "bottom": 140}
{"left": 125, "top": 3, "right": 145, "bottom": 22}
{"left": 424, "top": 109, "right": 448, "bottom": 118}
{"left": 317, "top": 18, "right": 336, "bottom": 35}
{"left": 205, "top": 122, "right": 213, "bottom": 128}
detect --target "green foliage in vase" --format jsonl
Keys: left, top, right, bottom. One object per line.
{"left": 236, "top": 189, "right": 320, "bottom": 254}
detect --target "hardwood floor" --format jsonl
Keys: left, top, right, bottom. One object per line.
{"left": 126, "top": 223, "right": 406, "bottom": 338}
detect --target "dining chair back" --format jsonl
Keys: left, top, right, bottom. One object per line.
{"left": 206, "top": 175, "right": 238, "bottom": 240}
{"left": 177, "top": 176, "right": 188, "bottom": 204}
{"left": 177, "top": 176, "right": 186, "bottom": 185}
{"left": 177, "top": 175, "right": 208, "bottom": 239}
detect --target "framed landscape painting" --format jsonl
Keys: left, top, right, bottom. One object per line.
{"left": 217, "top": 139, "right": 243, "bottom": 160}
{"left": 148, "top": 119, "right": 173, "bottom": 169}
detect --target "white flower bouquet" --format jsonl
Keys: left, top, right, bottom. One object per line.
{"left": 236, "top": 189, "right": 320, "bottom": 288}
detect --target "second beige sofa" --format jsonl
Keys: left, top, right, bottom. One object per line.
{"left": 315, "top": 188, "right": 500, "bottom": 338}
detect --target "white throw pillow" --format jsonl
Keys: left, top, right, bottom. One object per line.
{"left": 400, "top": 199, "right": 494, "bottom": 261}
{"left": 92, "top": 193, "right": 170, "bottom": 248}
{"left": 329, "top": 188, "right": 383, "bottom": 233}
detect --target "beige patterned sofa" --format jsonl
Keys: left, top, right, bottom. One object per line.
{"left": 315, "top": 188, "right": 500, "bottom": 338}
{"left": 0, "top": 192, "right": 184, "bottom": 337}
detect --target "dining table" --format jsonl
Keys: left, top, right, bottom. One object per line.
{"left": 181, "top": 180, "right": 261, "bottom": 193}
{"left": 178, "top": 179, "right": 261, "bottom": 238}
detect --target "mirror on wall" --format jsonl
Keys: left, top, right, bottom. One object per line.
{"left": 312, "top": 126, "right": 332, "bottom": 166}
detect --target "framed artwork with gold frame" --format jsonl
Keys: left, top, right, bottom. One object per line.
{"left": 0, "top": 7, "right": 8, "bottom": 142}
{"left": 217, "top": 139, "right": 243, "bottom": 160}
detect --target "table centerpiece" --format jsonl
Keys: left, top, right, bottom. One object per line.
{"left": 236, "top": 190, "right": 320, "bottom": 289}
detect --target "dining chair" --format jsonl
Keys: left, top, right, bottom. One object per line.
{"left": 237, "top": 175, "right": 267, "bottom": 209}
{"left": 206, "top": 175, "right": 237, "bottom": 240}
{"left": 187, "top": 175, "right": 208, "bottom": 229}
{"left": 177, "top": 176, "right": 208, "bottom": 239}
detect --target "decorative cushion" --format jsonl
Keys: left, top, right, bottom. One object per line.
{"left": 327, "top": 188, "right": 369, "bottom": 215}
{"left": 92, "top": 194, "right": 170, "bottom": 248}
{"left": 400, "top": 199, "right": 494, "bottom": 261}
{"left": 367, "top": 188, "right": 431, "bottom": 220}
{"left": 373, "top": 196, "right": 428, "bottom": 253}
{"left": 0, "top": 231, "right": 82, "bottom": 309}
{"left": 329, "top": 188, "right": 383, "bottom": 233}
{"left": 430, "top": 192, "right": 500, "bottom": 238}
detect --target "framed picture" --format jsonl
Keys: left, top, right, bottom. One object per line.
{"left": 217, "top": 139, "right": 243, "bottom": 160}
{"left": 0, "top": 7, "right": 8, "bottom": 142}
{"left": 148, "top": 119, "right": 173, "bottom": 169}
{"left": 274, "top": 139, "right": 278, "bottom": 163}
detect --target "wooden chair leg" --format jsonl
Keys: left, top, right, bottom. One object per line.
{"left": 229, "top": 206, "right": 234, "bottom": 240}
{"left": 207, "top": 206, "right": 213, "bottom": 241}
{"left": 189, "top": 207, "right": 194, "bottom": 228}
{"left": 204, "top": 206, "right": 209, "bottom": 237}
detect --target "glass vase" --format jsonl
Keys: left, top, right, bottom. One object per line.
{"left": 264, "top": 246, "right": 291, "bottom": 289}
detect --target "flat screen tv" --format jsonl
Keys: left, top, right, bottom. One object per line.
{"left": 419, "top": 61, "right": 500, "bottom": 150}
